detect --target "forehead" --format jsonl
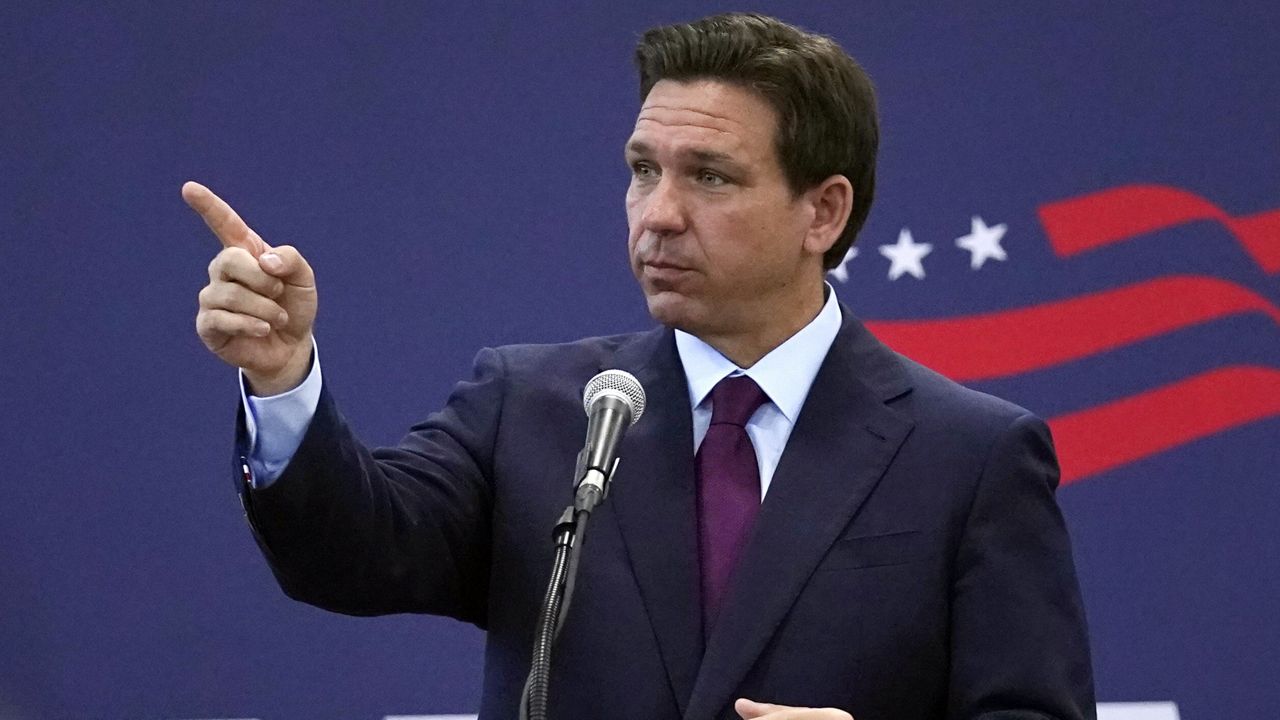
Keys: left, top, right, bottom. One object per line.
{"left": 627, "top": 79, "right": 778, "bottom": 161}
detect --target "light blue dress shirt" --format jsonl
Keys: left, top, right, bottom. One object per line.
{"left": 676, "top": 287, "right": 842, "bottom": 499}
{"left": 243, "top": 287, "right": 842, "bottom": 493}
{"left": 240, "top": 339, "right": 323, "bottom": 485}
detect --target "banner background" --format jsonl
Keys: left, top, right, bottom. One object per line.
{"left": 2, "top": 2, "right": 1276, "bottom": 718}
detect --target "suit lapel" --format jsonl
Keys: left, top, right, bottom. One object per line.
{"left": 684, "top": 312, "right": 916, "bottom": 720}
{"left": 607, "top": 328, "right": 705, "bottom": 716}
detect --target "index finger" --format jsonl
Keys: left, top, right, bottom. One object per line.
{"left": 182, "top": 181, "right": 268, "bottom": 256}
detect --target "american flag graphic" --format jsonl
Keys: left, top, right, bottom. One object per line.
{"left": 838, "top": 184, "right": 1280, "bottom": 484}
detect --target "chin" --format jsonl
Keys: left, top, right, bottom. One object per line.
{"left": 644, "top": 293, "right": 694, "bottom": 330}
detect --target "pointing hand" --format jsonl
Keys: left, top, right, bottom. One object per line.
{"left": 185, "top": 181, "right": 318, "bottom": 395}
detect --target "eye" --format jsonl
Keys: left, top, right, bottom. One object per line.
{"left": 697, "top": 169, "right": 728, "bottom": 186}
{"left": 631, "top": 161, "right": 658, "bottom": 179}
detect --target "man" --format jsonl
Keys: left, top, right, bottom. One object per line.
{"left": 187, "top": 13, "right": 1094, "bottom": 720}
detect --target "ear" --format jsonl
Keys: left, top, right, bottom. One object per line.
{"left": 801, "top": 174, "right": 854, "bottom": 257}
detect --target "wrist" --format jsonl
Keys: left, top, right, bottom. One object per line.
{"left": 244, "top": 338, "right": 314, "bottom": 397}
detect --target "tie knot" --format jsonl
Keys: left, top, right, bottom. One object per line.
{"left": 708, "top": 375, "right": 768, "bottom": 428}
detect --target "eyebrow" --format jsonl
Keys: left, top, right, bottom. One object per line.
{"left": 625, "top": 140, "right": 654, "bottom": 158}
{"left": 625, "top": 141, "right": 739, "bottom": 166}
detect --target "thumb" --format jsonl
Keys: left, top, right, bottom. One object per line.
{"left": 258, "top": 244, "right": 315, "bottom": 288}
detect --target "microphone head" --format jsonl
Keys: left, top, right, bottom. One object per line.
{"left": 583, "top": 369, "right": 646, "bottom": 426}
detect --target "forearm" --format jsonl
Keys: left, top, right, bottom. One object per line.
{"left": 237, "top": 348, "right": 507, "bottom": 623}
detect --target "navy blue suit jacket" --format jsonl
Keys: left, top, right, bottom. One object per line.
{"left": 237, "top": 307, "right": 1094, "bottom": 719}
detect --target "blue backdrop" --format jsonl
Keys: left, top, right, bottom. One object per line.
{"left": 2, "top": 2, "right": 1276, "bottom": 718}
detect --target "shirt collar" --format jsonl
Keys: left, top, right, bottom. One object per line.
{"left": 674, "top": 284, "right": 843, "bottom": 424}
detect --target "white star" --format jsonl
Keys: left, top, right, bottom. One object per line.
{"left": 827, "top": 246, "right": 858, "bottom": 283}
{"left": 879, "top": 229, "right": 932, "bottom": 280}
{"left": 955, "top": 216, "right": 1008, "bottom": 270}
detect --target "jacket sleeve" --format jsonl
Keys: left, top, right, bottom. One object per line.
{"left": 947, "top": 413, "right": 1096, "bottom": 720}
{"left": 233, "top": 346, "right": 507, "bottom": 627}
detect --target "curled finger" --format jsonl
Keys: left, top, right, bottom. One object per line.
{"left": 199, "top": 282, "right": 289, "bottom": 327}
{"left": 197, "top": 308, "right": 271, "bottom": 342}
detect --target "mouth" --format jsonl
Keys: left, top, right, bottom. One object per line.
{"left": 641, "top": 259, "right": 694, "bottom": 272}
{"left": 639, "top": 261, "right": 696, "bottom": 289}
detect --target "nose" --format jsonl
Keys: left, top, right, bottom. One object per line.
{"left": 639, "top": 176, "right": 687, "bottom": 237}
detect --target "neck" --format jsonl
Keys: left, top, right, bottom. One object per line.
{"left": 701, "top": 283, "right": 827, "bottom": 368}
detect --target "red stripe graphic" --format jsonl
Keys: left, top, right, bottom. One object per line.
{"left": 1037, "top": 184, "right": 1280, "bottom": 273}
{"left": 865, "top": 275, "right": 1280, "bottom": 381}
{"left": 1049, "top": 365, "right": 1280, "bottom": 484}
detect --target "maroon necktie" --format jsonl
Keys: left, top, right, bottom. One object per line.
{"left": 696, "top": 374, "right": 769, "bottom": 634}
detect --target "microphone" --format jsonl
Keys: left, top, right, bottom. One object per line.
{"left": 519, "top": 370, "right": 646, "bottom": 720}
{"left": 575, "top": 370, "right": 646, "bottom": 512}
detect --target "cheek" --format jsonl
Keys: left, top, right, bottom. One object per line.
{"left": 747, "top": 201, "right": 807, "bottom": 252}
{"left": 706, "top": 209, "right": 795, "bottom": 275}
{"left": 625, "top": 193, "right": 651, "bottom": 252}
{"left": 629, "top": 233, "right": 654, "bottom": 268}
{"left": 625, "top": 199, "right": 642, "bottom": 242}
{"left": 625, "top": 184, "right": 643, "bottom": 220}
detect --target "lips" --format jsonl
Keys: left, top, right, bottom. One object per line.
{"left": 641, "top": 259, "right": 694, "bottom": 272}
{"left": 640, "top": 261, "right": 697, "bottom": 290}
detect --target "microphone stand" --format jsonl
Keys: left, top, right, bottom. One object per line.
{"left": 518, "top": 453, "right": 617, "bottom": 720}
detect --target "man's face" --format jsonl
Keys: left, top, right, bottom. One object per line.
{"left": 625, "top": 79, "right": 817, "bottom": 341}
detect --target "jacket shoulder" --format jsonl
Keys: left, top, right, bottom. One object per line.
{"left": 891, "top": 350, "right": 1042, "bottom": 435}
{"left": 485, "top": 329, "right": 657, "bottom": 381}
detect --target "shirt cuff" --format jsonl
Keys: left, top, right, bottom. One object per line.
{"left": 239, "top": 339, "right": 322, "bottom": 488}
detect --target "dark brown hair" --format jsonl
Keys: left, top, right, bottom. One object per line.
{"left": 635, "top": 13, "right": 879, "bottom": 269}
